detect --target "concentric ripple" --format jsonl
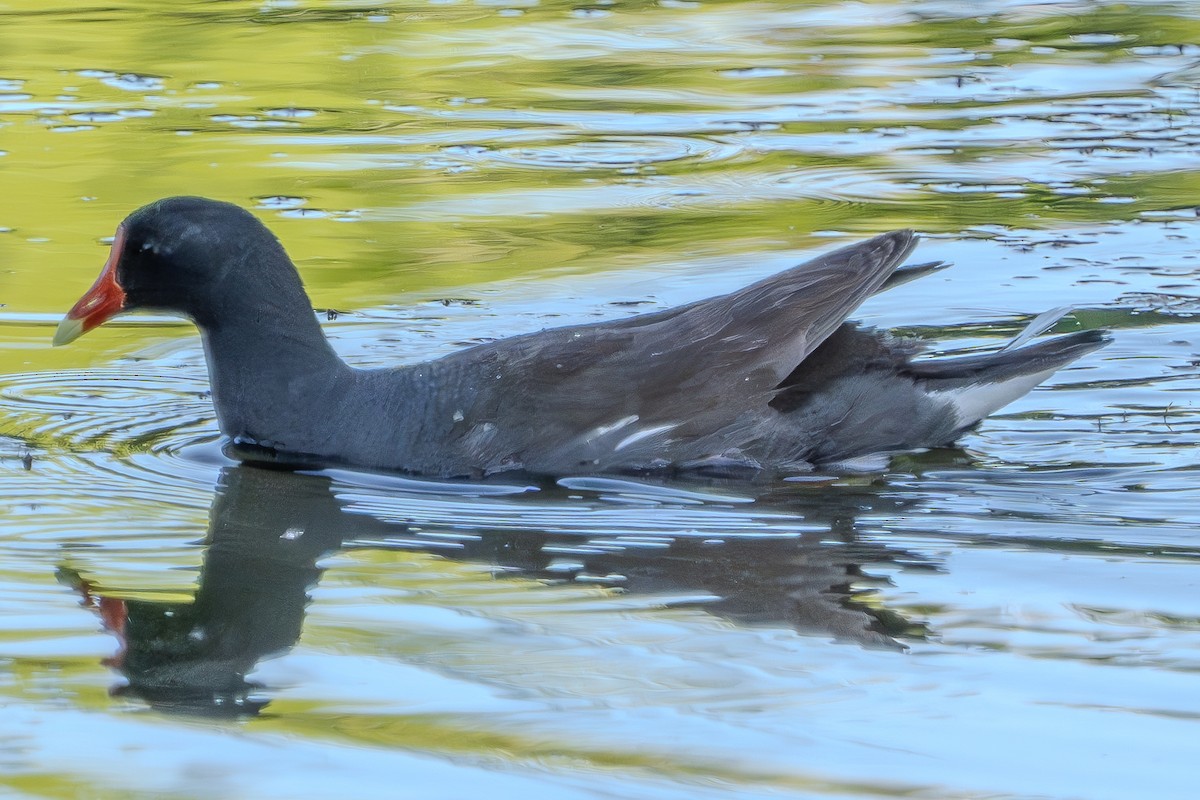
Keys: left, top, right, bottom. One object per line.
{"left": 456, "top": 135, "right": 744, "bottom": 171}
{"left": 0, "top": 367, "right": 213, "bottom": 455}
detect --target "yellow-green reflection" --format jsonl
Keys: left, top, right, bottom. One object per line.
{"left": 2, "top": 1, "right": 1200, "bottom": 798}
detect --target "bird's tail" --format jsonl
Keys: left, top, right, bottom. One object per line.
{"left": 904, "top": 319, "right": 1109, "bottom": 429}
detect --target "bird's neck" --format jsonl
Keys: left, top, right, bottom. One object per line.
{"left": 197, "top": 298, "right": 355, "bottom": 458}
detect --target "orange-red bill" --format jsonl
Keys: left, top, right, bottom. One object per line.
{"left": 53, "top": 225, "right": 128, "bottom": 346}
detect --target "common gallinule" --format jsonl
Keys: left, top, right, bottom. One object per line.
{"left": 54, "top": 197, "right": 1107, "bottom": 477}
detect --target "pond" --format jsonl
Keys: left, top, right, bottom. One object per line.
{"left": 1, "top": 1, "right": 1198, "bottom": 797}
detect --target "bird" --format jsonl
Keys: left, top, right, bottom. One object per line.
{"left": 54, "top": 197, "right": 1107, "bottom": 479}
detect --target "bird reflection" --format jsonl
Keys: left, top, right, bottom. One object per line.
{"left": 64, "top": 463, "right": 941, "bottom": 717}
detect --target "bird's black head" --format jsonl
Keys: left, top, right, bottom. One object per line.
{"left": 54, "top": 197, "right": 295, "bottom": 345}
{"left": 118, "top": 196, "right": 280, "bottom": 313}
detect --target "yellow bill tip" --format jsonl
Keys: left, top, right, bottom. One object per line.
{"left": 52, "top": 315, "right": 85, "bottom": 347}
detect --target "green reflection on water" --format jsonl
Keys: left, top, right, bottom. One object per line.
{"left": 2, "top": 1, "right": 1200, "bottom": 797}
{"left": 2, "top": 0, "right": 1194, "bottom": 372}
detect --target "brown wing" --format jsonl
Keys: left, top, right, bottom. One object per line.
{"left": 433, "top": 231, "right": 918, "bottom": 467}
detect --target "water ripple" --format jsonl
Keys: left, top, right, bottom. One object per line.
{"left": 0, "top": 367, "right": 212, "bottom": 456}
{"left": 448, "top": 135, "right": 743, "bottom": 171}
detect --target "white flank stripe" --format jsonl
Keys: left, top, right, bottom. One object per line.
{"left": 586, "top": 415, "right": 639, "bottom": 442}
{"left": 615, "top": 423, "right": 679, "bottom": 451}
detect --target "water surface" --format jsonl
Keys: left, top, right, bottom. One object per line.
{"left": 1, "top": 1, "right": 1198, "bottom": 798}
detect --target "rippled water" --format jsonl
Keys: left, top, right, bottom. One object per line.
{"left": 2, "top": 1, "right": 1199, "bottom": 798}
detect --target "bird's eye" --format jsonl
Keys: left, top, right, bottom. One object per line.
{"left": 139, "top": 240, "right": 155, "bottom": 254}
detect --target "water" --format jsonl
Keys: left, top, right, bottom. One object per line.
{"left": 2, "top": 1, "right": 1199, "bottom": 797}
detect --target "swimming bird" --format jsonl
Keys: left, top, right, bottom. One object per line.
{"left": 54, "top": 197, "right": 1107, "bottom": 478}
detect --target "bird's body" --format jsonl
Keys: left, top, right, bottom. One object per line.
{"left": 56, "top": 197, "right": 1107, "bottom": 479}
